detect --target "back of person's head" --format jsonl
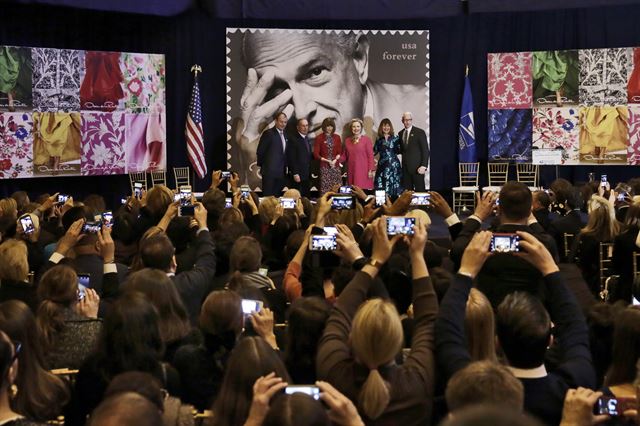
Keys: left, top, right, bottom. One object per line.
{"left": 95, "top": 292, "right": 163, "bottom": 377}
{"left": 165, "top": 216, "right": 194, "bottom": 253}
{"left": 262, "top": 393, "right": 330, "bottom": 426}
{"left": 122, "top": 269, "right": 190, "bottom": 344}
{"left": 550, "top": 178, "right": 573, "bottom": 204}
{"left": 431, "top": 266, "right": 454, "bottom": 303}
{"left": 350, "top": 298, "right": 403, "bottom": 419}
{"left": 584, "top": 195, "right": 620, "bottom": 241}
{"left": 0, "top": 300, "right": 69, "bottom": 421}
{"left": 104, "top": 371, "right": 164, "bottom": 412}
{"left": 212, "top": 336, "right": 291, "bottom": 426}
{"left": 229, "top": 236, "right": 262, "bottom": 273}
{"left": 285, "top": 297, "right": 331, "bottom": 375}
{"left": 145, "top": 185, "right": 173, "bottom": 217}
{"left": 439, "top": 404, "right": 542, "bottom": 426}
{"left": 0, "top": 331, "right": 17, "bottom": 392}
{"left": 199, "top": 291, "right": 243, "bottom": 351}
{"left": 88, "top": 392, "right": 163, "bottom": 426}
{"left": 624, "top": 203, "right": 640, "bottom": 229}
{"left": 566, "top": 188, "right": 584, "bottom": 210}
{"left": 284, "top": 229, "right": 306, "bottom": 262}
{"left": 10, "top": 191, "right": 29, "bottom": 214}
{"left": 36, "top": 265, "right": 78, "bottom": 347}
{"left": 219, "top": 207, "right": 244, "bottom": 228}
{"left": 258, "top": 197, "right": 279, "bottom": 224}
{"left": 139, "top": 233, "right": 175, "bottom": 271}
{"left": 496, "top": 292, "right": 551, "bottom": 369}
{"left": 445, "top": 361, "right": 524, "bottom": 412}
{"left": 202, "top": 188, "right": 226, "bottom": 229}
{"left": 465, "top": 289, "right": 497, "bottom": 362}
{"left": 605, "top": 306, "right": 640, "bottom": 386}
{"left": 532, "top": 191, "right": 551, "bottom": 210}
{"left": 83, "top": 194, "right": 106, "bottom": 216}
{"left": 628, "top": 177, "right": 640, "bottom": 196}
{"left": 406, "top": 209, "right": 431, "bottom": 228}
{"left": 498, "top": 182, "right": 532, "bottom": 222}
{"left": 0, "top": 239, "right": 28, "bottom": 282}
{"left": 61, "top": 205, "right": 93, "bottom": 232}
{"left": 214, "top": 222, "right": 251, "bottom": 275}
{"left": 0, "top": 198, "right": 17, "bottom": 220}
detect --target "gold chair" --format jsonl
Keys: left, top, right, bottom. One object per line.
{"left": 128, "top": 171, "right": 147, "bottom": 194}
{"left": 482, "top": 162, "right": 509, "bottom": 193}
{"left": 599, "top": 242, "right": 616, "bottom": 301}
{"left": 150, "top": 170, "right": 167, "bottom": 187}
{"left": 452, "top": 162, "right": 479, "bottom": 213}
{"left": 173, "top": 167, "right": 191, "bottom": 189}
{"left": 563, "top": 233, "right": 575, "bottom": 261}
{"left": 516, "top": 163, "right": 539, "bottom": 189}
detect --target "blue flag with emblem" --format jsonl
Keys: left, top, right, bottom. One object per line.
{"left": 458, "top": 69, "right": 477, "bottom": 163}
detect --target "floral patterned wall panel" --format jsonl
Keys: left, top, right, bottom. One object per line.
{"left": 488, "top": 47, "right": 637, "bottom": 165}
{"left": 0, "top": 46, "right": 165, "bottom": 178}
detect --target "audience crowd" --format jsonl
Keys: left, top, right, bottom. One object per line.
{"left": 0, "top": 171, "right": 639, "bottom": 425}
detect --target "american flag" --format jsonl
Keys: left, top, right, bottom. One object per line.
{"left": 185, "top": 72, "right": 207, "bottom": 179}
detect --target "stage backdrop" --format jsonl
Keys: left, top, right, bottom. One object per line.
{"left": 225, "top": 28, "right": 430, "bottom": 190}
{"left": 0, "top": 46, "right": 166, "bottom": 178}
{"left": 487, "top": 48, "right": 640, "bottom": 166}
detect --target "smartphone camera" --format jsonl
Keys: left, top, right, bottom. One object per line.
{"left": 221, "top": 171, "right": 232, "bottom": 180}
{"left": 601, "top": 174, "right": 608, "bottom": 187}
{"left": 490, "top": 233, "right": 520, "bottom": 253}
{"left": 323, "top": 226, "right": 338, "bottom": 235}
{"left": 82, "top": 222, "right": 102, "bottom": 234}
{"left": 375, "top": 190, "right": 386, "bottom": 207}
{"left": 339, "top": 186, "right": 352, "bottom": 194}
{"left": 331, "top": 195, "right": 354, "bottom": 210}
{"left": 386, "top": 217, "right": 415, "bottom": 236}
{"left": 617, "top": 192, "right": 627, "bottom": 201}
{"left": 594, "top": 396, "right": 619, "bottom": 416}
{"left": 285, "top": 386, "right": 321, "bottom": 400}
{"left": 410, "top": 192, "right": 431, "bottom": 206}
{"left": 240, "top": 185, "right": 251, "bottom": 200}
{"left": 179, "top": 186, "right": 192, "bottom": 207}
{"left": 19, "top": 215, "right": 35, "bottom": 235}
{"left": 120, "top": 198, "right": 127, "bottom": 205}
{"left": 179, "top": 205, "right": 195, "bottom": 216}
{"left": 280, "top": 198, "right": 296, "bottom": 209}
{"left": 241, "top": 299, "right": 263, "bottom": 315}
{"left": 309, "top": 235, "right": 337, "bottom": 251}
{"left": 57, "top": 194, "right": 69, "bottom": 204}
{"left": 224, "top": 198, "right": 232, "bottom": 208}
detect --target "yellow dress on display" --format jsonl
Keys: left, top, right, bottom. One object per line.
{"left": 33, "top": 112, "right": 81, "bottom": 165}
{"left": 579, "top": 106, "right": 629, "bottom": 153}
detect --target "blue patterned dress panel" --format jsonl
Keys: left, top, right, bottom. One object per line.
{"left": 488, "top": 109, "right": 533, "bottom": 162}
{"left": 374, "top": 135, "right": 402, "bottom": 199}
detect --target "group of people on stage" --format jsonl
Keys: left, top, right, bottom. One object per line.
{"left": 256, "top": 111, "right": 430, "bottom": 197}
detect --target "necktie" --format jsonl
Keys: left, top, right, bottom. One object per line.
{"left": 279, "top": 130, "right": 286, "bottom": 153}
{"left": 403, "top": 129, "right": 409, "bottom": 146}
{"left": 304, "top": 136, "right": 310, "bottom": 154}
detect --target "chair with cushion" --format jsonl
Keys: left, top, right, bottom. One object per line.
{"left": 452, "top": 162, "right": 479, "bottom": 213}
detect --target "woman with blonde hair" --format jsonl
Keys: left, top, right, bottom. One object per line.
{"left": 570, "top": 195, "right": 621, "bottom": 296}
{"left": 317, "top": 217, "right": 437, "bottom": 423}
{"left": 464, "top": 289, "right": 497, "bottom": 362}
{"left": 0, "top": 239, "right": 37, "bottom": 311}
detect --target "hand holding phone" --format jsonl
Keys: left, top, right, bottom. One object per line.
{"left": 241, "top": 299, "right": 263, "bottom": 315}
{"left": 375, "top": 190, "right": 386, "bottom": 207}
{"left": 285, "top": 385, "right": 320, "bottom": 400}
{"left": 134, "top": 182, "right": 143, "bottom": 197}
{"left": 309, "top": 234, "right": 337, "bottom": 251}
{"left": 386, "top": 216, "right": 415, "bottom": 236}
{"left": 331, "top": 195, "right": 354, "bottom": 210}
{"left": 19, "top": 215, "right": 35, "bottom": 235}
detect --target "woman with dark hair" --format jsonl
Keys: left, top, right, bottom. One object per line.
{"left": 173, "top": 290, "right": 244, "bottom": 411}
{"left": 66, "top": 292, "right": 180, "bottom": 426}
{"left": 314, "top": 117, "right": 343, "bottom": 194}
{"left": 602, "top": 307, "right": 640, "bottom": 400}
{"left": 0, "top": 331, "right": 47, "bottom": 425}
{"left": 211, "top": 336, "right": 290, "bottom": 426}
{"left": 373, "top": 118, "right": 402, "bottom": 200}
{"left": 612, "top": 203, "right": 640, "bottom": 302}
{"left": 35, "top": 264, "right": 101, "bottom": 369}
{"left": 284, "top": 297, "right": 330, "bottom": 384}
{"left": 0, "top": 301, "right": 69, "bottom": 422}
{"left": 122, "top": 268, "right": 196, "bottom": 363}
{"left": 261, "top": 394, "right": 330, "bottom": 426}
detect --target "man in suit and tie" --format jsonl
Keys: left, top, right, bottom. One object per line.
{"left": 257, "top": 111, "right": 289, "bottom": 196}
{"left": 287, "top": 118, "right": 312, "bottom": 197}
{"left": 398, "top": 111, "right": 429, "bottom": 191}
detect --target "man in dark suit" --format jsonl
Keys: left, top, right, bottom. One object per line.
{"left": 257, "top": 112, "right": 289, "bottom": 196}
{"left": 287, "top": 118, "right": 312, "bottom": 197}
{"left": 450, "top": 182, "right": 560, "bottom": 307}
{"left": 548, "top": 189, "right": 586, "bottom": 262}
{"left": 398, "top": 111, "right": 429, "bottom": 191}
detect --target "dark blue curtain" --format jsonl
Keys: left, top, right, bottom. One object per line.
{"left": 2, "top": 2, "right": 640, "bottom": 203}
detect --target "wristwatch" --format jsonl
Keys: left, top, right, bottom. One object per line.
{"left": 367, "top": 258, "right": 383, "bottom": 269}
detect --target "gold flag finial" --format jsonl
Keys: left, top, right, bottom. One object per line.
{"left": 465, "top": 64, "right": 469, "bottom": 77}
{"left": 191, "top": 64, "right": 202, "bottom": 76}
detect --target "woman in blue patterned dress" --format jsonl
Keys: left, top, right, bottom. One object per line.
{"left": 374, "top": 118, "right": 402, "bottom": 200}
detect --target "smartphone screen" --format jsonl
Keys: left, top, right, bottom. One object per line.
{"left": 375, "top": 190, "right": 386, "bottom": 207}
{"left": 323, "top": 226, "right": 338, "bottom": 235}
{"left": 309, "top": 234, "right": 337, "bottom": 251}
{"left": 331, "top": 195, "right": 354, "bottom": 210}
{"left": 101, "top": 211, "right": 113, "bottom": 228}
{"left": 225, "top": 198, "right": 232, "bottom": 208}
{"left": 134, "top": 182, "right": 143, "bottom": 197}
{"left": 490, "top": 233, "right": 520, "bottom": 252}
{"left": 82, "top": 222, "right": 102, "bottom": 234}
{"left": 241, "top": 299, "right": 263, "bottom": 314}
{"left": 240, "top": 185, "right": 251, "bottom": 200}
{"left": 285, "top": 386, "right": 321, "bottom": 400}
{"left": 221, "top": 171, "right": 231, "bottom": 179}
{"left": 339, "top": 186, "right": 352, "bottom": 194}
{"left": 411, "top": 192, "right": 431, "bottom": 206}
{"left": 57, "top": 194, "right": 69, "bottom": 204}
{"left": 601, "top": 174, "right": 608, "bottom": 187}
{"left": 386, "top": 216, "right": 415, "bottom": 236}
{"left": 179, "top": 186, "right": 192, "bottom": 207}
{"left": 77, "top": 274, "right": 90, "bottom": 301}
{"left": 19, "top": 216, "right": 35, "bottom": 234}
{"left": 280, "top": 198, "right": 296, "bottom": 209}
